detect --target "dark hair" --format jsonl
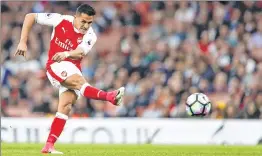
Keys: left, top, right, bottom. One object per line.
{"left": 76, "top": 4, "right": 96, "bottom": 16}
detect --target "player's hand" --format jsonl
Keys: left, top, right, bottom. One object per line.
{"left": 14, "top": 42, "right": 27, "bottom": 59}
{"left": 52, "top": 52, "right": 67, "bottom": 63}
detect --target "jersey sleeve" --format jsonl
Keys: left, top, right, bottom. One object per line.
{"left": 78, "top": 28, "right": 97, "bottom": 55}
{"left": 35, "top": 13, "right": 63, "bottom": 27}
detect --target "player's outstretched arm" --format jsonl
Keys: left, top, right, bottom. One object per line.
{"left": 14, "top": 13, "right": 62, "bottom": 59}
{"left": 14, "top": 13, "right": 36, "bottom": 59}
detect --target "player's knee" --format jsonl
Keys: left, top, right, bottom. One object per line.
{"left": 58, "top": 90, "right": 77, "bottom": 115}
{"left": 64, "top": 103, "right": 72, "bottom": 112}
{"left": 58, "top": 101, "right": 73, "bottom": 115}
{"left": 58, "top": 98, "right": 75, "bottom": 115}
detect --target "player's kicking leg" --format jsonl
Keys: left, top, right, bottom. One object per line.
{"left": 41, "top": 90, "right": 77, "bottom": 154}
{"left": 61, "top": 74, "right": 125, "bottom": 106}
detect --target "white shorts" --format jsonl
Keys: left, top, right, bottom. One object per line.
{"left": 46, "top": 61, "right": 82, "bottom": 99}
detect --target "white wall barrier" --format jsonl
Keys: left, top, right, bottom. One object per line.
{"left": 1, "top": 118, "right": 262, "bottom": 145}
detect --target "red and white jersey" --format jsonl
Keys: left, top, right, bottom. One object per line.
{"left": 35, "top": 13, "right": 97, "bottom": 71}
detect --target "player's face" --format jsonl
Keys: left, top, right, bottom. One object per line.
{"left": 74, "top": 13, "right": 94, "bottom": 34}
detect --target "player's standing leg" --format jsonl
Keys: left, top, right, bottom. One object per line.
{"left": 41, "top": 90, "right": 77, "bottom": 154}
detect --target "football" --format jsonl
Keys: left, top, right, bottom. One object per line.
{"left": 186, "top": 93, "right": 211, "bottom": 116}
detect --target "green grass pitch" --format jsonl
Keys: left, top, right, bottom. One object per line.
{"left": 2, "top": 143, "right": 262, "bottom": 156}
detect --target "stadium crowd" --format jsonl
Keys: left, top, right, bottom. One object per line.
{"left": 1, "top": 1, "right": 262, "bottom": 119}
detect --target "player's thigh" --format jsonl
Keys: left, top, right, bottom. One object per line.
{"left": 61, "top": 74, "right": 86, "bottom": 90}
{"left": 46, "top": 61, "right": 86, "bottom": 90}
{"left": 58, "top": 90, "right": 77, "bottom": 113}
